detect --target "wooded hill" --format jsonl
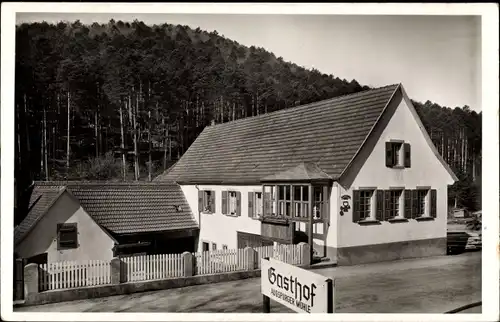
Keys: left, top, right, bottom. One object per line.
{"left": 14, "top": 19, "right": 482, "bottom": 211}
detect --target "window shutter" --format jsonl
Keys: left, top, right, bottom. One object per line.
{"left": 376, "top": 190, "right": 385, "bottom": 221}
{"left": 71, "top": 226, "right": 78, "bottom": 247}
{"left": 248, "top": 192, "right": 254, "bottom": 217}
{"left": 236, "top": 191, "right": 241, "bottom": 216}
{"left": 57, "top": 224, "right": 62, "bottom": 247}
{"left": 404, "top": 190, "right": 412, "bottom": 219}
{"left": 198, "top": 190, "right": 204, "bottom": 213}
{"left": 430, "top": 189, "right": 437, "bottom": 218}
{"left": 263, "top": 192, "right": 271, "bottom": 216}
{"left": 384, "top": 190, "right": 391, "bottom": 219}
{"left": 411, "top": 190, "right": 419, "bottom": 218}
{"left": 404, "top": 143, "right": 411, "bottom": 168}
{"left": 352, "top": 190, "right": 360, "bottom": 223}
{"left": 221, "top": 191, "right": 228, "bottom": 215}
{"left": 385, "top": 142, "right": 393, "bottom": 167}
{"left": 210, "top": 190, "right": 216, "bottom": 213}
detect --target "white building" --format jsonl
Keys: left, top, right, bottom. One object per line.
{"left": 155, "top": 84, "right": 458, "bottom": 266}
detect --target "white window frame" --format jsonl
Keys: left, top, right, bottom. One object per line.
{"left": 227, "top": 191, "right": 238, "bottom": 216}
{"left": 254, "top": 191, "right": 263, "bottom": 218}
{"left": 389, "top": 189, "right": 404, "bottom": 219}
{"left": 359, "top": 189, "right": 376, "bottom": 221}
{"left": 392, "top": 142, "right": 404, "bottom": 167}
{"left": 416, "top": 189, "right": 430, "bottom": 218}
{"left": 202, "top": 190, "right": 214, "bottom": 214}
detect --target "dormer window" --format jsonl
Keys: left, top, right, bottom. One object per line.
{"left": 386, "top": 141, "right": 411, "bottom": 168}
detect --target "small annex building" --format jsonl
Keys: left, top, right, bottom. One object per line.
{"left": 155, "top": 83, "right": 458, "bottom": 266}
{"left": 14, "top": 182, "right": 199, "bottom": 264}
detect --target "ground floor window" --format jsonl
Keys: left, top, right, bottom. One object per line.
{"left": 416, "top": 189, "right": 429, "bottom": 217}
{"left": 359, "top": 190, "right": 374, "bottom": 220}
{"left": 388, "top": 190, "right": 403, "bottom": 219}
{"left": 57, "top": 223, "right": 78, "bottom": 249}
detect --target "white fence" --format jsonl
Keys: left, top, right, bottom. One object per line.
{"left": 36, "top": 244, "right": 304, "bottom": 292}
{"left": 121, "top": 254, "right": 184, "bottom": 282}
{"left": 39, "top": 260, "right": 111, "bottom": 291}
{"left": 255, "top": 244, "right": 303, "bottom": 268}
{"left": 193, "top": 248, "right": 246, "bottom": 275}
{"left": 193, "top": 243, "right": 303, "bottom": 274}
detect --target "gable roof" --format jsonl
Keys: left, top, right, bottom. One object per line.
{"left": 155, "top": 84, "right": 400, "bottom": 184}
{"left": 15, "top": 181, "right": 198, "bottom": 246}
{"left": 14, "top": 185, "right": 67, "bottom": 245}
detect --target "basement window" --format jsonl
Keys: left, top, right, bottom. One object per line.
{"left": 57, "top": 223, "right": 78, "bottom": 250}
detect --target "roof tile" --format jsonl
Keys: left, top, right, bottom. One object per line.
{"left": 156, "top": 85, "right": 399, "bottom": 184}
{"left": 15, "top": 181, "right": 198, "bottom": 245}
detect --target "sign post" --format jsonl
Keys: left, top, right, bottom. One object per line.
{"left": 261, "top": 257, "right": 334, "bottom": 313}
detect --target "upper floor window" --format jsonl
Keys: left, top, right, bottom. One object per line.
{"left": 278, "top": 185, "right": 292, "bottom": 218}
{"left": 229, "top": 191, "right": 238, "bottom": 215}
{"left": 198, "top": 190, "right": 215, "bottom": 213}
{"left": 293, "top": 185, "right": 309, "bottom": 219}
{"left": 222, "top": 191, "right": 241, "bottom": 216}
{"left": 248, "top": 191, "right": 263, "bottom": 219}
{"left": 57, "top": 223, "right": 78, "bottom": 250}
{"left": 386, "top": 141, "right": 411, "bottom": 168}
{"left": 263, "top": 186, "right": 277, "bottom": 217}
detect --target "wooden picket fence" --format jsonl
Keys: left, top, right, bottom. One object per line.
{"left": 36, "top": 244, "right": 303, "bottom": 291}
{"left": 39, "top": 260, "right": 111, "bottom": 291}
{"left": 193, "top": 248, "right": 246, "bottom": 275}
{"left": 121, "top": 253, "right": 184, "bottom": 282}
{"left": 193, "top": 243, "right": 303, "bottom": 274}
{"left": 255, "top": 244, "right": 303, "bottom": 268}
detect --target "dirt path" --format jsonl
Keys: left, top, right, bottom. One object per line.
{"left": 15, "top": 251, "right": 481, "bottom": 313}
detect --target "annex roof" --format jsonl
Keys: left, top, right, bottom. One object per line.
{"left": 14, "top": 181, "right": 198, "bottom": 246}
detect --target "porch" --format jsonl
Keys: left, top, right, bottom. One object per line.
{"left": 258, "top": 162, "right": 333, "bottom": 264}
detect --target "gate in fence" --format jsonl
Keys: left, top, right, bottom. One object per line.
{"left": 14, "top": 258, "right": 27, "bottom": 301}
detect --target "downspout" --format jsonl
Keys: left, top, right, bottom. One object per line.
{"left": 195, "top": 185, "right": 201, "bottom": 251}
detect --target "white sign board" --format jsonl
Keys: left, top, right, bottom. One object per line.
{"left": 261, "top": 257, "right": 333, "bottom": 313}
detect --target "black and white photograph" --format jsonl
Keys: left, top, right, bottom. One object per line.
{"left": 1, "top": 3, "right": 498, "bottom": 321}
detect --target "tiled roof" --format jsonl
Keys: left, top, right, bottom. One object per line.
{"left": 14, "top": 185, "right": 66, "bottom": 245}
{"left": 15, "top": 181, "right": 198, "bottom": 245}
{"left": 155, "top": 84, "right": 399, "bottom": 184}
{"left": 261, "top": 162, "right": 332, "bottom": 182}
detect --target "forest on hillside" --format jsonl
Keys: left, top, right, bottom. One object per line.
{"left": 14, "top": 19, "right": 482, "bottom": 211}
